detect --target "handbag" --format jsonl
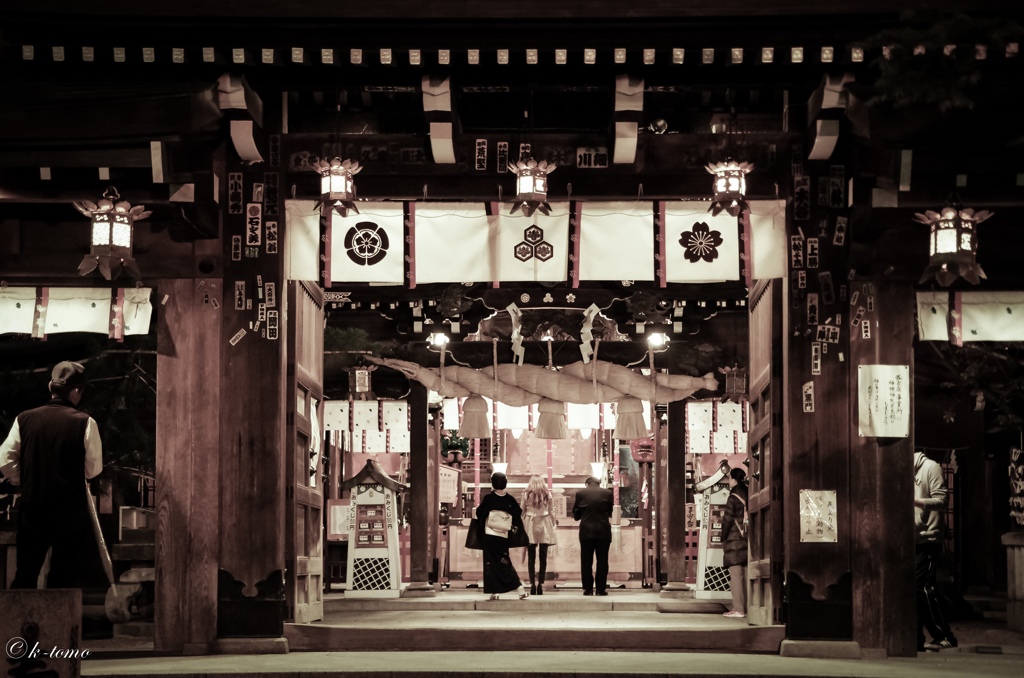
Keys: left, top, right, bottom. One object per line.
{"left": 507, "top": 514, "right": 530, "bottom": 548}
{"left": 734, "top": 493, "right": 748, "bottom": 539}
{"left": 486, "top": 510, "right": 512, "bottom": 534}
{"left": 464, "top": 518, "right": 484, "bottom": 550}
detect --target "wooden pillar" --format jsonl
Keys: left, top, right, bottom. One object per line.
{"left": 155, "top": 278, "right": 220, "bottom": 654}
{"left": 849, "top": 281, "right": 917, "bottom": 657}
{"left": 661, "top": 399, "right": 690, "bottom": 594}
{"left": 214, "top": 158, "right": 289, "bottom": 648}
{"left": 404, "top": 381, "right": 436, "bottom": 596}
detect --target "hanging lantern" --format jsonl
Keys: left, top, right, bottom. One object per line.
{"left": 73, "top": 187, "right": 150, "bottom": 280}
{"left": 314, "top": 157, "right": 362, "bottom": 217}
{"left": 509, "top": 158, "right": 555, "bottom": 217}
{"left": 347, "top": 365, "right": 376, "bottom": 401}
{"left": 914, "top": 198, "right": 993, "bottom": 286}
{"left": 718, "top": 364, "right": 748, "bottom": 402}
{"left": 705, "top": 159, "right": 753, "bottom": 217}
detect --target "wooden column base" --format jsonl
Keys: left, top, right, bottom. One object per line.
{"left": 660, "top": 581, "right": 692, "bottom": 597}
{"left": 401, "top": 582, "right": 437, "bottom": 598}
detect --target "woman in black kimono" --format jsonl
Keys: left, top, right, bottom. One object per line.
{"left": 475, "top": 472, "right": 528, "bottom": 600}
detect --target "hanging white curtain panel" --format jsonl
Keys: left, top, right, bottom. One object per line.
{"left": 284, "top": 200, "right": 320, "bottom": 282}
{"left": 46, "top": 288, "right": 112, "bottom": 334}
{"left": 414, "top": 203, "right": 492, "bottom": 284}
{"left": 579, "top": 202, "right": 654, "bottom": 282}
{"left": 960, "top": 292, "right": 1024, "bottom": 341}
{"left": 747, "top": 200, "right": 788, "bottom": 280}
{"left": 916, "top": 291, "right": 951, "bottom": 341}
{"left": 664, "top": 205, "right": 740, "bottom": 283}
{"left": 331, "top": 202, "right": 405, "bottom": 285}
{"left": 122, "top": 288, "right": 153, "bottom": 336}
{"left": 0, "top": 287, "right": 36, "bottom": 335}
{"left": 496, "top": 204, "right": 569, "bottom": 282}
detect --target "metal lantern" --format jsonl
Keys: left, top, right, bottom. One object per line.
{"left": 509, "top": 158, "right": 555, "bottom": 217}
{"left": 915, "top": 198, "right": 993, "bottom": 286}
{"left": 718, "top": 364, "right": 748, "bottom": 402}
{"left": 347, "top": 365, "right": 377, "bottom": 401}
{"left": 73, "top": 186, "right": 150, "bottom": 280}
{"left": 314, "top": 157, "right": 362, "bottom": 217}
{"left": 705, "top": 159, "right": 753, "bottom": 217}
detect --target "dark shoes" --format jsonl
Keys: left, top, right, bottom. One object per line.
{"left": 530, "top": 584, "right": 537, "bottom": 595}
{"left": 583, "top": 589, "right": 593, "bottom": 596}
{"left": 924, "top": 638, "right": 957, "bottom": 651}
{"left": 536, "top": 584, "right": 543, "bottom": 595}
{"left": 597, "top": 590, "right": 609, "bottom": 596}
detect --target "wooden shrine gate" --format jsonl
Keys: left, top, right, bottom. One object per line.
{"left": 746, "top": 278, "right": 785, "bottom": 626}
{"left": 285, "top": 281, "right": 326, "bottom": 623}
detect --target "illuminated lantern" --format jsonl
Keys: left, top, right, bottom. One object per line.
{"left": 914, "top": 198, "right": 993, "bottom": 286}
{"left": 509, "top": 157, "right": 554, "bottom": 217}
{"left": 314, "top": 157, "right": 362, "bottom": 217}
{"left": 718, "top": 364, "right": 748, "bottom": 402}
{"left": 705, "top": 159, "right": 753, "bottom": 217}
{"left": 74, "top": 187, "right": 150, "bottom": 280}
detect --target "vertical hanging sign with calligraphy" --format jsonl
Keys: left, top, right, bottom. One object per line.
{"left": 857, "top": 364, "right": 910, "bottom": 437}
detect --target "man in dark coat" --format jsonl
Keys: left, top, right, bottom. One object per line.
{"left": 721, "top": 467, "right": 749, "bottom": 617}
{"left": 573, "top": 476, "right": 613, "bottom": 595}
{"left": 0, "top": 361, "right": 103, "bottom": 588}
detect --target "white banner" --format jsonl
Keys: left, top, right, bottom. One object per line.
{"left": 916, "top": 291, "right": 949, "bottom": 341}
{"left": 284, "top": 200, "right": 319, "bottom": 282}
{"left": 579, "top": 202, "right": 654, "bottom": 281}
{"left": 748, "top": 200, "right": 787, "bottom": 280}
{"left": 665, "top": 206, "right": 740, "bottom": 283}
{"left": 0, "top": 287, "right": 36, "bottom": 335}
{"left": 414, "top": 203, "right": 491, "bottom": 283}
{"left": 331, "top": 203, "right": 405, "bottom": 285}
{"left": 46, "top": 288, "right": 111, "bottom": 334}
{"left": 122, "top": 288, "right": 153, "bottom": 336}
{"left": 497, "top": 205, "right": 569, "bottom": 282}
{"left": 960, "top": 292, "right": 1024, "bottom": 341}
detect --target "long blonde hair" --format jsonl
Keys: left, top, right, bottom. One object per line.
{"left": 521, "top": 475, "right": 551, "bottom": 510}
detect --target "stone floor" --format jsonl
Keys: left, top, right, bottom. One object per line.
{"left": 81, "top": 649, "right": 1024, "bottom": 678}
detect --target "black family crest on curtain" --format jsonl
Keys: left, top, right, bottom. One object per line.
{"left": 345, "top": 221, "right": 390, "bottom": 266}
{"left": 514, "top": 224, "right": 554, "bottom": 262}
{"left": 679, "top": 221, "right": 724, "bottom": 263}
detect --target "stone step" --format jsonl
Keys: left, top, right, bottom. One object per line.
{"left": 120, "top": 528, "right": 155, "bottom": 544}
{"left": 113, "top": 621, "right": 154, "bottom": 638}
{"left": 111, "top": 543, "right": 154, "bottom": 561}
{"left": 965, "top": 594, "right": 1008, "bottom": 612}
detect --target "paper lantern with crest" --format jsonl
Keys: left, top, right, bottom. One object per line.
{"left": 509, "top": 157, "right": 555, "bottom": 217}
{"left": 74, "top": 187, "right": 151, "bottom": 280}
{"left": 705, "top": 159, "right": 753, "bottom": 217}
{"left": 314, "top": 157, "right": 362, "bottom": 217}
{"left": 914, "top": 198, "right": 993, "bottom": 286}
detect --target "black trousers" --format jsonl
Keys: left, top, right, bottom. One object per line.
{"left": 916, "top": 542, "right": 954, "bottom": 645}
{"left": 527, "top": 543, "right": 549, "bottom": 584}
{"left": 580, "top": 538, "right": 610, "bottom": 593}
{"left": 12, "top": 504, "right": 89, "bottom": 589}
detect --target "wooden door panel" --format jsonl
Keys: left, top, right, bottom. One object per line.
{"left": 286, "top": 282, "right": 325, "bottom": 624}
{"left": 747, "top": 279, "right": 784, "bottom": 627}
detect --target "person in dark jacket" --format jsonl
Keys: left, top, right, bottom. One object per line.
{"left": 721, "top": 467, "right": 749, "bottom": 618}
{"left": 475, "top": 472, "right": 528, "bottom": 600}
{"left": 573, "top": 476, "right": 613, "bottom": 595}
{"left": 0, "top": 361, "right": 102, "bottom": 588}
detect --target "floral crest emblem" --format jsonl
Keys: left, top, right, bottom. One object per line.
{"left": 679, "top": 222, "right": 723, "bottom": 263}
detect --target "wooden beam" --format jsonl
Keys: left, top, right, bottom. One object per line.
{"left": 662, "top": 399, "right": 690, "bottom": 593}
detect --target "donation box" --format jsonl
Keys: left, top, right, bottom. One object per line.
{"left": 340, "top": 459, "right": 408, "bottom": 596}
{"left": 695, "top": 482, "right": 733, "bottom": 601}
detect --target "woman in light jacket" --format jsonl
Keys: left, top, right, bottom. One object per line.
{"left": 475, "top": 472, "right": 528, "bottom": 600}
{"left": 521, "top": 474, "right": 558, "bottom": 595}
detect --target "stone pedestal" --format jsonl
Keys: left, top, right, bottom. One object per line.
{"left": 1003, "top": 531, "right": 1024, "bottom": 632}
{"left": 0, "top": 589, "right": 83, "bottom": 678}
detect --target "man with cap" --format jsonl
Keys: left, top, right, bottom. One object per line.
{"left": 573, "top": 475, "right": 614, "bottom": 596}
{"left": 0, "top": 361, "right": 103, "bottom": 588}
